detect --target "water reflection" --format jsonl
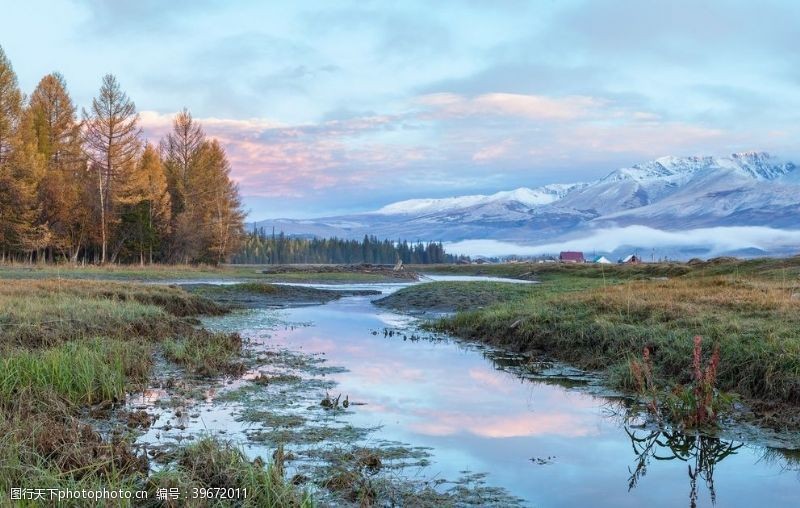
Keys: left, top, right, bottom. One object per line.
{"left": 193, "top": 284, "right": 799, "bottom": 507}
{"left": 626, "top": 428, "right": 743, "bottom": 508}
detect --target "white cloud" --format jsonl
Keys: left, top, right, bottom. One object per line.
{"left": 445, "top": 226, "right": 800, "bottom": 257}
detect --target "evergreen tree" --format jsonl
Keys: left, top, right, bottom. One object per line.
{"left": 231, "top": 231, "right": 465, "bottom": 265}
{"left": 114, "top": 143, "right": 171, "bottom": 264}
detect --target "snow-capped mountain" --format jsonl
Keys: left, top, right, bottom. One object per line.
{"left": 374, "top": 184, "right": 584, "bottom": 215}
{"left": 253, "top": 152, "right": 800, "bottom": 257}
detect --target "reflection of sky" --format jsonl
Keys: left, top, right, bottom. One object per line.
{"left": 255, "top": 297, "right": 800, "bottom": 508}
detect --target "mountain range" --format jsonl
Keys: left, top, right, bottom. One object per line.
{"left": 253, "top": 152, "right": 800, "bottom": 258}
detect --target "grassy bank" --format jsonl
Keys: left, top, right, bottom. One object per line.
{"left": 149, "top": 438, "right": 312, "bottom": 507}
{"left": 183, "top": 282, "right": 380, "bottom": 309}
{"left": 414, "top": 256, "right": 800, "bottom": 283}
{"left": 0, "top": 278, "right": 309, "bottom": 505}
{"left": 425, "top": 258, "right": 800, "bottom": 426}
{"left": 375, "top": 281, "right": 539, "bottom": 313}
{"left": 0, "top": 262, "right": 417, "bottom": 284}
{"left": 0, "top": 263, "right": 265, "bottom": 281}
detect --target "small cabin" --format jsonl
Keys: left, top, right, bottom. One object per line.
{"left": 620, "top": 254, "right": 641, "bottom": 264}
{"left": 559, "top": 251, "right": 585, "bottom": 263}
{"left": 592, "top": 255, "right": 612, "bottom": 264}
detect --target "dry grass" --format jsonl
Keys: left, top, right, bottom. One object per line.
{"left": 0, "top": 280, "right": 227, "bottom": 349}
{"left": 436, "top": 274, "right": 800, "bottom": 408}
{"left": 0, "top": 276, "right": 308, "bottom": 504}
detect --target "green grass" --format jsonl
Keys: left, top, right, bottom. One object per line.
{"left": 163, "top": 332, "right": 245, "bottom": 377}
{"left": 149, "top": 437, "right": 313, "bottom": 508}
{"left": 375, "top": 281, "right": 541, "bottom": 312}
{"left": 434, "top": 275, "right": 800, "bottom": 410}
{"left": 0, "top": 338, "right": 152, "bottom": 407}
{"left": 258, "top": 271, "right": 406, "bottom": 284}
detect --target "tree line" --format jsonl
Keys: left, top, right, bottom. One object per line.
{"left": 232, "top": 229, "right": 468, "bottom": 265}
{"left": 0, "top": 45, "right": 244, "bottom": 265}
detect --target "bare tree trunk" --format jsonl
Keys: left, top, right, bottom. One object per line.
{"left": 97, "top": 165, "right": 107, "bottom": 264}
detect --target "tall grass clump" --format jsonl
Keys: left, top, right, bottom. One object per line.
{"left": 0, "top": 338, "right": 152, "bottom": 406}
{"left": 629, "top": 336, "right": 735, "bottom": 428}
{"left": 162, "top": 332, "right": 245, "bottom": 377}
{"left": 148, "top": 437, "right": 313, "bottom": 508}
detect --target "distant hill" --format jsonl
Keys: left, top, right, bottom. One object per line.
{"left": 252, "top": 152, "right": 800, "bottom": 258}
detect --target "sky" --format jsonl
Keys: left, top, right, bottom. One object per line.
{"left": 2, "top": 0, "right": 799, "bottom": 220}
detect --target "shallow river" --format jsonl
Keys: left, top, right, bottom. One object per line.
{"left": 139, "top": 276, "right": 800, "bottom": 507}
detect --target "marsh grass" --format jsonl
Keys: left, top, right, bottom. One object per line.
{"left": 0, "top": 276, "right": 313, "bottom": 505}
{"left": 148, "top": 437, "right": 313, "bottom": 508}
{"left": 0, "top": 338, "right": 152, "bottom": 407}
{"left": 0, "top": 262, "right": 263, "bottom": 282}
{"left": 0, "top": 279, "right": 239, "bottom": 377}
{"left": 375, "top": 281, "right": 540, "bottom": 312}
{"left": 435, "top": 274, "right": 800, "bottom": 409}
{"left": 0, "top": 280, "right": 226, "bottom": 348}
{"left": 0, "top": 390, "right": 148, "bottom": 506}
{"left": 0, "top": 262, "right": 410, "bottom": 284}
{"left": 163, "top": 332, "right": 245, "bottom": 377}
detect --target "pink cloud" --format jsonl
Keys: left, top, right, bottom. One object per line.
{"left": 472, "top": 139, "right": 515, "bottom": 163}
{"left": 139, "top": 110, "right": 425, "bottom": 198}
{"left": 467, "top": 368, "right": 516, "bottom": 393}
{"left": 138, "top": 96, "right": 762, "bottom": 205}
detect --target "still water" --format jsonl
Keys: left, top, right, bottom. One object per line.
{"left": 145, "top": 277, "right": 800, "bottom": 507}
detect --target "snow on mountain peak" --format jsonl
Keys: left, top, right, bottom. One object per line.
{"left": 370, "top": 152, "right": 796, "bottom": 220}
{"left": 728, "top": 151, "right": 796, "bottom": 180}
{"left": 373, "top": 183, "right": 583, "bottom": 215}
{"left": 601, "top": 152, "right": 795, "bottom": 183}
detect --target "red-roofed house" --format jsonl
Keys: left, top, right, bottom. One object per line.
{"left": 559, "top": 251, "right": 585, "bottom": 263}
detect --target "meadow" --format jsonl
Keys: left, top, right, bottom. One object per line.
{"left": 0, "top": 277, "right": 311, "bottom": 506}
{"left": 425, "top": 257, "right": 800, "bottom": 427}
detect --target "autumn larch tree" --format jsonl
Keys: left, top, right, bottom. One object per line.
{"left": 29, "top": 72, "right": 90, "bottom": 262}
{"left": 82, "top": 74, "right": 141, "bottom": 263}
{"left": 161, "top": 108, "right": 205, "bottom": 262}
{"left": 0, "top": 45, "right": 45, "bottom": 261}
{"left": 0, "top": 45, "right": 22, "bottom": 166}
{"left": 192, "top": 139, "right": 245, "bottom": 264}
